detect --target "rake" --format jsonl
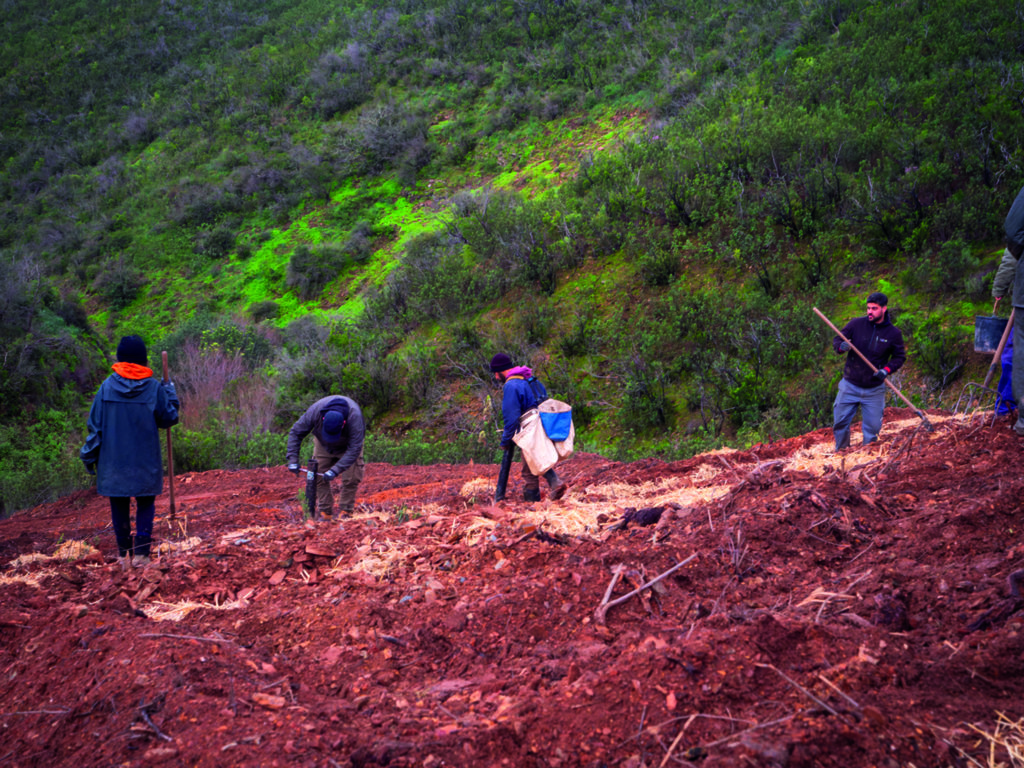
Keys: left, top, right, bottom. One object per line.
{"left": 953, "top": 308, "right": 1015, "bottom": 424}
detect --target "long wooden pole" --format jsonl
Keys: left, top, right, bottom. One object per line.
{"left": 161, "top": 351, "right": 177, "bottom": 520}
{"left": 813, "top": 307, "right": 934, "bottom": 432}
{"left": 980, "top": 308, "right": 1015, "bottom": 390}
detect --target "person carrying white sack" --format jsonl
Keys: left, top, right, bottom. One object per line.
{"left": 490, "top": 353, "right": 569, "bottom": 503}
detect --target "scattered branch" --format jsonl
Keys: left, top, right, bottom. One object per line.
{"left": 659, "top": 713, "right": 697, "bottom": 768}
{"left": 140, "top": 633, "right": 234, "bottom": 645}
{"left": 756, "top": 663, "right": 845, "bottom": 720}
{"left": 138, "top": 706, "right": 173, "bottom": 742}
{"left": 595, "top": 554, "right": 698, "bottom": 624}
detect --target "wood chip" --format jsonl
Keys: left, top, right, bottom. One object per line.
{"left": 305, "top": 544, "right": 337, "bottom": 558}
{"left": 252, "top": 692, "right": 286, "bottom": 710}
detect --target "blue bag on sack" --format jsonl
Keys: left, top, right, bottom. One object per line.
{"left": 540, "top": 410, "right": 573, "bottom": 441}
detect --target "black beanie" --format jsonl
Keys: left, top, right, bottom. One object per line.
{"left": 867, "top": 292, "right": 888, "bottom": 306}
{"left": 489, "top": 353, "right": 514, "bottom": 372}
{"left": 322, "top": 405, "right": 349, "bottom": 442}
{"left": 116, "top": 335, "right": 148, "bottom": 365}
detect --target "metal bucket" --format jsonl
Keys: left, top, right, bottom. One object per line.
{"left": 974, "top": 315, "right": 1008, "bottom": 353}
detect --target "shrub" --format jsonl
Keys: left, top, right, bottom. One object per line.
{"left": 282, "top": 315, "right": 330, "bottom": 353}
{"left": 364, "top": 429, "right": 500, "bottom": 466}
{"left": 194, "top": 225, "right": 236, "bottom": 259}
{"left": 353, "top": 100, "right": 432, "bottom": 174}
{"left": 249, "top": 300, "right": 280, "bottom": 323}
{"left": 0, "top": 411, "right": 90, "bottom": 515}
{"left": 344, "top": 220, "right": 375, "bottom": 263}
{"left": 286, "top": 243, "right": 349, "bottom": 300}
{"left": 173, "top": 424, "right": 287, "bottom": 473}
{"left": 636, "top": 238, "right": 681, "bottom": 286}
{"left": 92, "top": 256, "right": 145, "bottom": 310}
{"left": 620, "top": 354, "right": 673, "bottom": 428}
{"left": 910, "top": 315, "right": 969, "bottom": 389}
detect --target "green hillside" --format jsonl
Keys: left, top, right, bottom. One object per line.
{"left": 2, "top": 0, "right": 1021, "bottom": 512}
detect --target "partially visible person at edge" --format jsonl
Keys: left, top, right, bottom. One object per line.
{"left": 995, "top": 183, "right": 1024, "bottom": 436}
{"left": 831, "top": 292, "right": 907, "bottom": 451}
{"left": 995, "top": 327, "right": 1016, "bottom": 417}
{"left": 80, "top": 335, "right": 180, "bottom": 568}
{"left": 490, "top": 353, "right": 568, "bottom": 502}
{"left": 286, "top": 396, "right": 366, "bottom": 518}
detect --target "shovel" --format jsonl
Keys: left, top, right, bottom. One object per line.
{"left": 979, "top": 308, "right": 1015, "bottom": 391}
{"left": 813, "top": 307, "right": 934, "bottom": 432}
{"left": 162, "top": 351, "right": 178, "bottom": 520}
{"left": 306, "top": 458, "right": 320, "bottom": 520}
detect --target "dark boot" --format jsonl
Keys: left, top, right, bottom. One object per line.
{"left": 543, "top": 469, "right": 568, "bottom": 500}
{"left": 115, "top": 533, "right": 133, "bottom": 559}
{"left": 132, "top": 535, "right": 152, "bottom": 567}
{"left": 523, "top": 486, "right": 541, "bottom": 502}
{"left": 133, "top": 534, "right": 152, "bottom": 558}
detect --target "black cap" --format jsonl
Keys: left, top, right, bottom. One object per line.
{"left": 867, "top": 292, "right": 888, "bottom": 306}
{"left": 116, "top": 335, "right": 148, "bottom": 365}
{"left": 489, "top": 353, "right": 513, "bottom": 372}
{"left": 322, "top": 405, "right": 349, "bottom": 442}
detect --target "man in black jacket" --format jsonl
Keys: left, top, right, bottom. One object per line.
{"left": 831, "top": 292, "right": 906, "bottom": 450}
{"left": 286, "top": 396, "right": 365, "bottom": 517}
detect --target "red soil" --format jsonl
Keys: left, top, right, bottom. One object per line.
{"left": 2, "top": 408, "right": 1023, "bottom": 767}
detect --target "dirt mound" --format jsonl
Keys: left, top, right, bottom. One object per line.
{"left": 2, "top": 409, "right": 1023, "bottom": 767}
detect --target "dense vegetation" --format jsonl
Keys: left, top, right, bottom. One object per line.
{"left": 2, "top": 0, "right": 1022, "bottom": 513}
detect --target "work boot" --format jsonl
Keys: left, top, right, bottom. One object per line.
{"left": 132, "top": 555, "right": 151, "bottom": 568}
{"left": 543, "top": 469, "right": 568, "bottom": 500}
{"left": 116, "top": 555, "right": 129, "bottom": 572}
{"left": 523, "top": 486, "right": 541, "bottom": 502}
{"left": 1014, "top": 416, "right": 1024, "bottom": 437}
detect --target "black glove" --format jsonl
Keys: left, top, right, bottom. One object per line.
{"left": 84, "top": 462, "right": 96, "bottom": 476}
{"left": 873, "top": 368, "right": 889, "bottom": 382}
{"left": 287, "top": 463, "right": 300, "bottom": 475}
{"left": 323, "top": 470, "right": 337, "bottom": 481}
{"left": 838, "top": 341, "right": 851, "bottom": 352}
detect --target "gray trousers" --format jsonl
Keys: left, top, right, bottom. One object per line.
{"left": 833, "top": 377, "right": 886, "bottom": 450}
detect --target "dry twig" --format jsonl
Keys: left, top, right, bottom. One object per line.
{"left": 139, "top": 632, "right": 234, "bottom": 645}
{"left": 594, "top": 554, "right": 698, "bottom": 624}
{"left": 756, "top": 663, "right": 846, "bottom": 721}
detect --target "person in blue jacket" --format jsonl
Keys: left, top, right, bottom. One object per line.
{"left": 490, "top": 353, "right": 568, "bottom": 502}
{"left": 80, "top": 336, "right": 180, "bottom": 568}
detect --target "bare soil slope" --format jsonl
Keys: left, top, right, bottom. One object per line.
{"left": 2, "top": 409, "right": 1023, "bottom": 768}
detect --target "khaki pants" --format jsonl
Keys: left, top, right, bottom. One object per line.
{"left": 312, "top": 438, "right": 364, "bottom": 515}
{"left": 521, "top": 460, "right": 561, "bottom": 501}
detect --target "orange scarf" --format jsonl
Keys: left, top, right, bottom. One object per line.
{"left": 112, "top": 362, "right": 153, "bottom": 380}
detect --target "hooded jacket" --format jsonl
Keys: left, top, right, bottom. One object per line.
{"left": 80, "top": 364, "right": 180, "bottom": 497}
{"left": 500, "top": 366, "right": 547, "bottom": 447}
{"left": 833, "top": 314, "right": 906, "bottom": 389}
{"left": 992, "top": 247, "right": 1024, "bottom": 309}
{"left": 286, "top": 396, "right": 365, "bottom": 475}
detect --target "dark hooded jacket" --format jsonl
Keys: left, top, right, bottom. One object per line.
{"left": 80, "top": 364, "right": 180, "bottom": 497}
{"left": 286, "top": 396, "right": 365, "bottom": 475}
{"left": 833, "top": 315, "right": 906, "bottom": 389}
